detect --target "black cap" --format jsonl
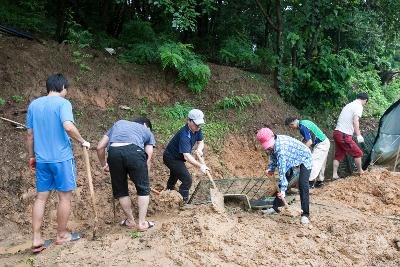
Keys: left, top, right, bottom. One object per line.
{"left": 356, "top": 92, "right": 369, "bottom": 101}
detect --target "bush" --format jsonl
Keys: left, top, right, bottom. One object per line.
{"left": 218, "top": 36, "right": 260, "bottom": 68}
{"left": 0, "top": 1, "right": 54, "bottom": 33}
{"left": 67, "top": 26, "right": 94, "bottom": 48}
{"left": 350, "top": 70, "right": 396, "bottom": 116}
{"left": 119, "top": 43, "right": 159, "bottom": 64}
{"left": 281, "top": 52, "right": 353, "bottom": 112}
{"left": 384, "top": 79, "right": 400, "bottom": 103}
{"left": 119, "top": 20, "right": 156, "bottom": 45}
{"left": 255, "top": 47, "right": 277, "bottom": 73}
{"left": 159, "top": 42, "right": 211, "bottom": 93}
{"left": 216, "top": 94, "right": 262, "bottom": 110}
{"left": 94, "top": 31, "right": 120, "bottom": 49}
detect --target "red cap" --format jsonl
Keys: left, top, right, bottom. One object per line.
{"left": 256, "top": 128, "right": 275, "bottom": 150}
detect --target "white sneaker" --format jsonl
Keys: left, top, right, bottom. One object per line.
{"left": 301, "top": 216, "right": 310, "bottom": 225}
{"left": 261, "top": 208, "right": 278, "bottom": 215}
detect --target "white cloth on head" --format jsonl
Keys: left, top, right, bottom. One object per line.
{"left": 335, "top": 100, "right": 363, "bottom": 135}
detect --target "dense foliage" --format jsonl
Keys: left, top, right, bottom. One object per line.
{"left": 1, "top": 0, "right": 399, "bottom": 115}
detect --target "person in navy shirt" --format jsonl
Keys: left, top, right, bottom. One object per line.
{"left": 163, "top": 109, "right": 209, "bottom": 203}
{"left": 26, "top": 74, "right": 89, "bottom": 252}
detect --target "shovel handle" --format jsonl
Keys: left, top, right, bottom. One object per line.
{"left": 150, "top": 187, "right": 161, "bottom": 195}
{"left": 195, "top": 151, "right": 217, "bottom": 189}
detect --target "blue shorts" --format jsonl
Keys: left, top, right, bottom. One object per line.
{"left": 36, "top": 158, "right": 77, "bottom": 192}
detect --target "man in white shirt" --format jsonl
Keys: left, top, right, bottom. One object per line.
{"left": 332, "top": 93, "right": 368, "bottom": 179}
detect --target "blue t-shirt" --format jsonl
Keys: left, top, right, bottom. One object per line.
{"left": 163, "top": 124, "right": 203, "bottom": 161}
{"left": 26, "top": 96, "right": 75, "bottom": 163}
{"left": 106, "top": 120, "right": 156, "bottom": 149}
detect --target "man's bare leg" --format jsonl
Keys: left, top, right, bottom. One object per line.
{"left": 332, "top": 159, "right": 340, "bottom": 179}
{"left": 354, "top": 157, "right": 364, "bottom": 175}
{"left": 32, "top": 191, "right": 50, "bottom": 247}
{"left": 137, "top": 195, "right": 150, "bottom": 229}
{"left": 55, "top": 191, "right": 73, "bottom": 243}
{"left": 119, "top": 196, "right": 136, "bottom": 227}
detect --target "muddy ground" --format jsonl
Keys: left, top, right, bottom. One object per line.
{"left": 0, "top": 35, "right": 399, "bottom": 266}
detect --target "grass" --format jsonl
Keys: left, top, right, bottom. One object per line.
{"left": 12, "top": 95, "right": 23, "bottom": 103}
{"left": 129, "top": 230, "right": 141, "bottom": 239}
{"left": 216, "top": 94, "right": 262, "bottom": 110}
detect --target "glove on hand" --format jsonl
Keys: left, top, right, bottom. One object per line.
{"left": 200, "top": 164, "right": 209, "bottom": 174}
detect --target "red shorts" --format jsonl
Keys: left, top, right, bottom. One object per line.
{"left": 333, "top": 130, "right": 363, "bottom": 161}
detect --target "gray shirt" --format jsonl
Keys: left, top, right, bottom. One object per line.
{"left": 106, "top": 120, "right": 156, "bottom": 149}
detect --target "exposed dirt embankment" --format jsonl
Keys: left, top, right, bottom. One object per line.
{"left": 0, "top": 36, "right": 396, "bottom": 266}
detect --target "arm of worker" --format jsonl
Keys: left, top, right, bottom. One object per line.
{"left": 353, "top": 115, "right": 364, "bottom": 143}
{"left": 195, "top": 140, "right": 205, "bottom": 156}
{"left": 266, "top": 153, "right": 277, "bottom": 175}
{"left": 299, "top": 125, "right": 313, "bottom": 147}
{"left": 183, "top": 153, "right": 209, "bottom": 173}
{"left": 63, "top": 121, "right": 90, "bottom": 148}
{"left": 144, "top": 144, "right": 153, "bottom": 173}
{"left": 26, "top": 128, "right": 36, "bottom": 170}
{"left": 276, "top": 154, "right": 288, "bottom": 198}
{"left": 96, "top": 135, "right": 109, "bottom": 171}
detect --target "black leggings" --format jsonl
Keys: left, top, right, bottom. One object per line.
{"left": 163, "top": 155, "right": 192, "bottom": 203}
{"left": 273, "top": 164, "right": 311, "bottom": 217}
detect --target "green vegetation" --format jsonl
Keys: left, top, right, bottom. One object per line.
{"left": 216, "top": 94, "right": 262, "bottom": 111}
{"left": 162, "top": 102, "right": 193, "bottom": 120}
{"left": 0, "top": 98, "right": 5, "bottom": 106}
{"left": 159, "top": 42, "right": 211, "bottom": 93}
{"left": 26, "top": 256, "right": 35, "bottom": 265}
{"left": 1, "top": 0, "right": 399, "bottom": 117}
{"left": 129, "top": 230, "right": 141, "bottom": 239}
{"left": 11, "top": 95, "right": 23, "bottom": 103}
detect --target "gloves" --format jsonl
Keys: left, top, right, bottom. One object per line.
{"left": 200, "top": 164, "right": 209, "bottom": 174}
{"left": 356, "top": 135, "right": 364, "bottom": 143}
{"left": 81, "top": 140, "right": 91, "bottom": 149}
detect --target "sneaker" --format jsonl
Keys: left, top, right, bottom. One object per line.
{"left": 261, "top": 207, "right": 278, "bottom": 215}
{"left": 309, "top": 181, "right": 315, "bottom": 189}
{"left": 300, "top": 216, "right": 310, "bottom": 225}
{"left": 315, "top": 181, "right": 324, "bottom": 188}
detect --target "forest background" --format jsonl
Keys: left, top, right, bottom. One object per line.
{"left": 1, "top": 0, "right": 399, "bottom": 125}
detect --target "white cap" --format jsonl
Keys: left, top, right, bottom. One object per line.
{"left": 188, "top": 109, "right": 205, "bottom": 125}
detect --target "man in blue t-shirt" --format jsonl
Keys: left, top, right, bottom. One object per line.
{"left": 163, "top": 109, "right": 209, "bottom": 203}
{"left": 26, "top": 74, "right": 89, "bottom": 253}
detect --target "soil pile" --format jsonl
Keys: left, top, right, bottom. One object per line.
{"left": 313, "top": 168, "right": 400, "bottom": 216}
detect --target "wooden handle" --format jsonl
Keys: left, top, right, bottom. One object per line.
{"left": 150, "top": 187, "right": 161, "bottom": 195}
{"left": 195, "top": 151, "right": 217, "bottom": 189}
{"left": 82, "top": 148, "right": 99, "bottom": 220}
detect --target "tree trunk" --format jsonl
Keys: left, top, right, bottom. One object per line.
{"left": 55, "top": 0, "right": 68, "bottom": 43}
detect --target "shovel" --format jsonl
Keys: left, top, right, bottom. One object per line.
{"left": 82, "top": 147, "right": 99, "bottom": 238}
{"left": 195, "top": 151, "right": 225, "bottom": 213}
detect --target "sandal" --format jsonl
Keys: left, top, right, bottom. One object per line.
{"left": 120, "top": 219, "right": 136, "bottom": 229}
{"left": 31, "top": 239, "right": 52, "bottom": 254}
{"left": 55, "top": 232, "right": 81, "bottom": 245}
{"left": 137, "top": 221, "right": 155, "bottom": 232}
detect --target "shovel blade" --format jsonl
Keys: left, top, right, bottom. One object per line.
{"left": 210, "top": 188, "right": 225, "bottom": 213}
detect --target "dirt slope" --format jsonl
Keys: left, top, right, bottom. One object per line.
{"left": 0, "top": 35, "right": 398, "bottom": 266}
